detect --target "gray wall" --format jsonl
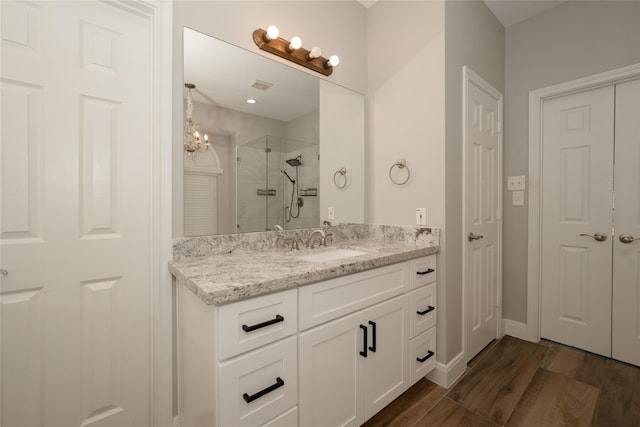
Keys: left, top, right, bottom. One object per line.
{"left": 367, "top": 0, "right": 447, "bottom": 358}
{"left": 367, "top": 0, "right": 504, "bottom": 364}
{"left": 444, "top": 0, "right": 504, "bottom": 360}
{"left": 503, "top": 1, "right": 640, "bottom": 322}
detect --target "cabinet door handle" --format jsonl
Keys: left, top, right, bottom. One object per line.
{"left": 368, "top": 320, "right": 377, "bottom": 352}
{"left": 242, "top": 377, "right": 285, "bottom": 403}
{"left": 417, "top": 306, "right": 435, "bottom": 316}
{"left": 242, "top": 315, "right": 284, "bottom": 333}
{"left": 359, "top": 324, "right": 368, "bottom": 358}
{"left": 417, "top": 350, "right": 435, "bottom": 363}
{"left": 416, "top": 268, "right": 435, "bottom": 275}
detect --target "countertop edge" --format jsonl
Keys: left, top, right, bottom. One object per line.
{"left": 170, "top": 245, "right": 440, "bottom": 305}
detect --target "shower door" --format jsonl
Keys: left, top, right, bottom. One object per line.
{"left": 236, "top": 136, "right": 284, "bottom": 232}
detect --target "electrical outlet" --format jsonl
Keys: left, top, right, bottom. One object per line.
{"left": 328, "top": 207, "right": 335, "bottom": 220}
{"left": 416, "top": 208, "right": 426, "bottom": 225}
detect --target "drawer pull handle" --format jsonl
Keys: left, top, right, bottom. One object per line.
{"left": 242, "top": 377, "right": 285, "bottom": 403}
{"left": 417, "top": 306, "right": 435, "bottom": 316}
{"left": 416, "top": 268, "right": 435, "bottom": 275}
{"left": 359, "top": 324, "right": 368, "bottom": 358}
{"left": 368, "top": 320, "right": 377, "bottom": 352}
{"left": 242, "top": 315, "right": 284, "bottom": 333}
{"left": 417, "top": 350, "right": 435, "bottom": 363}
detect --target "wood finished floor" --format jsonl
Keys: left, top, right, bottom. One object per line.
{"left": 363, "top": 336, "right": 640, "bottom": 427}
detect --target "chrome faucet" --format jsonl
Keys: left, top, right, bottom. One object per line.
{"left": 306, "top": 230, "right": 326, "bottom": 248}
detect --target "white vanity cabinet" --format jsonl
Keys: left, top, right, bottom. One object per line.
{"left": 177, "top": 287, "right": 299, "bottom": 427}
{"left": 176, "top": 254, "right": 437, "bottom": 427}
{"left": 297, "top": 255, "right": 437, "bottom": 427}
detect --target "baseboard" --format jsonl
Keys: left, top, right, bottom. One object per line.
{"left": 503, "top": 319, "right": 528, "bottom": 341}
{"left": 427, "top": 351, "right": 466, "bottom": 389}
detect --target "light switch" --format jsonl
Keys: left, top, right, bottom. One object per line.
{"left": 512, "top": 190, "right": 525, "bottom": 206}
{"left": 507, "top": 176, "right": 526, "bottom": 191}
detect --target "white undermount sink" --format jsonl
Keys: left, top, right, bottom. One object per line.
{"left": 297, "top": 248, "right": 367, "bottom": 263}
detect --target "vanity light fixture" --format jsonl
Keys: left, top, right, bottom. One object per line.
{"left": 253, "top": 26, "right": 339, "bottom": 77}
{"left": 183, "top": 83, "right": 210, "bottom": 157}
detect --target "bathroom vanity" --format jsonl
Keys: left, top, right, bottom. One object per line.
{"left": 170, "top": 225, "right": 439, "bottom": 427}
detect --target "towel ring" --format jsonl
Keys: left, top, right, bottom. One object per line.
{"left": 333, "top": 167, "right": 347, "bottom": 189}
{"left": 389, "top": 159, "right": 410, "bottom": 185}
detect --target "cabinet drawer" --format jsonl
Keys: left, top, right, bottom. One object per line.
{"left": 262, "top": 406, "right": 298, "bottom": 427}
{"left": 219, "top": 337, "right": 298, "bottom": 427}
{"left": 218, "top": 289, "right": 297, "bottom": 360}
{"left": 410, "top": 283, "right": 437, "bottom": 338}
{"left": 299, "top": 262, "right": 410, "bottom": 330}
{"left": 410, "top": 255, "right": 436, "bottom": 289}
{"left": 409, "top": 327, "right": 437, "bottom": 386}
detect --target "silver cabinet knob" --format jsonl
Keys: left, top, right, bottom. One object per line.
{"left": 579, "top": 232, "right": 607, "bottom": 242}
{"left": 468, "top": 233, "right": 484, "bottom": 242}
{"left": 0, "top": 269, "right": 7, "bottom": 276}
{"left": 619, "top": 234, "right": 638, "bottom": 244}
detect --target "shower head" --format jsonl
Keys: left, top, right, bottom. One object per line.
{"left": 286, "top": 155, "right": 302, "bottom": 167}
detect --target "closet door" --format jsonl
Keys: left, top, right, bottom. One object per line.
{"left": 540, "top": 86, "right": 615, "bottom": 357}
{"left": 612, "top": 79, "right": 640, "bottom": 366}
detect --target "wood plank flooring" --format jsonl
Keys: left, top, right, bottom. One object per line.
{"left": 363, "top": 336, "right": 640, "bottom": 426}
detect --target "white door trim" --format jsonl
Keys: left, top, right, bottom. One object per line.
{"left": 462, "top": 66, "right": 504, "bottom": 364}
{"left": 116, "top": 0, "right": 173, "bottom": 425}
{"left": 109, "top": 1, "right": 174, "bottom": 425}
{"left": 146, "top": 1, "right": 174, "bottom": 426}
{"left": 527, "top": 62, "right": 640, "bottom": 343}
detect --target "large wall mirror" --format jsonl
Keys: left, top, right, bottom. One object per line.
{"left": 182, "top": 27, "right": 364, "bottom": 236}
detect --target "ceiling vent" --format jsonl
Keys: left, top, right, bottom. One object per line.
{"left": 250, "top": 79, "right": 273, "bottom": 91}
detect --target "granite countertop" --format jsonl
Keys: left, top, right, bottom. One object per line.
{"left": 169, "top": 224, "right": 440, "bottom": 305}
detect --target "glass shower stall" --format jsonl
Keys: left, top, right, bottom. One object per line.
{"left": 236, "top": 135, "right": 319, "bottom": 232}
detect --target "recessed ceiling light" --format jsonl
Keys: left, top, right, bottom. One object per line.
{"left": 246, "top": 98, "right": 257, "bottom": 104}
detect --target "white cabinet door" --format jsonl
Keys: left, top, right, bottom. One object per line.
{"left": 299, "top": 311, "right": 364, "bottom": 427}
{"left": 1, "top": 2, "right": 152, "bottom": 426}
{"left": 299, "top": 295, "right": 410, "bottom": 426}
{"left": 362, "top": 295, "right": 409, "bottom": 420}
{"left": 540, "top": 85, "right": 615, "bottom": 357}
{"left": 612, "top": 78, "right": 640, "bottom": 366}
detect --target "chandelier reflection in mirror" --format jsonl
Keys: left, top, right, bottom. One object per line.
{"left": 183, "top": 83, "right": 210, "bottom": 157}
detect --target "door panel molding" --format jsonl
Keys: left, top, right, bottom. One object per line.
{"left": 527, "top": 62, "right": 640, "bottom": 343}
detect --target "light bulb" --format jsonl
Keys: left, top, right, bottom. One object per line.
{"left": 246, "top": 98, "right": 257, "bottom": 104}
{"left": 265, "top": 25, "right": 279, "bottom": 41}
{"left": 328, "top": 55, "right": 340, "bottom": 67}
{"left": 288, "top": 36, "right": 302, "bottom": 51}
{"left": 308, "top": 46, "right": 322, "bottom": 60}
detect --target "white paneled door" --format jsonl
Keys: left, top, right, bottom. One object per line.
{"left": 541, "top": 79, "right": 640, "bottom": 366}
{"left": 464, "top": 67, "right": 502, "bottom": 362}
{"left": 612, "top": 79, "right": 640, "bottom": 366}
{"left": 540, "top": 86, "right": 615, "bottom": 357}
{"left": 1, "top": 1, "right": 152, "bottom": 426}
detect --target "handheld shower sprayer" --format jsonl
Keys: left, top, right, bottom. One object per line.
{"left": 281, "top": 170, "right": 295, "bottom": 184}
